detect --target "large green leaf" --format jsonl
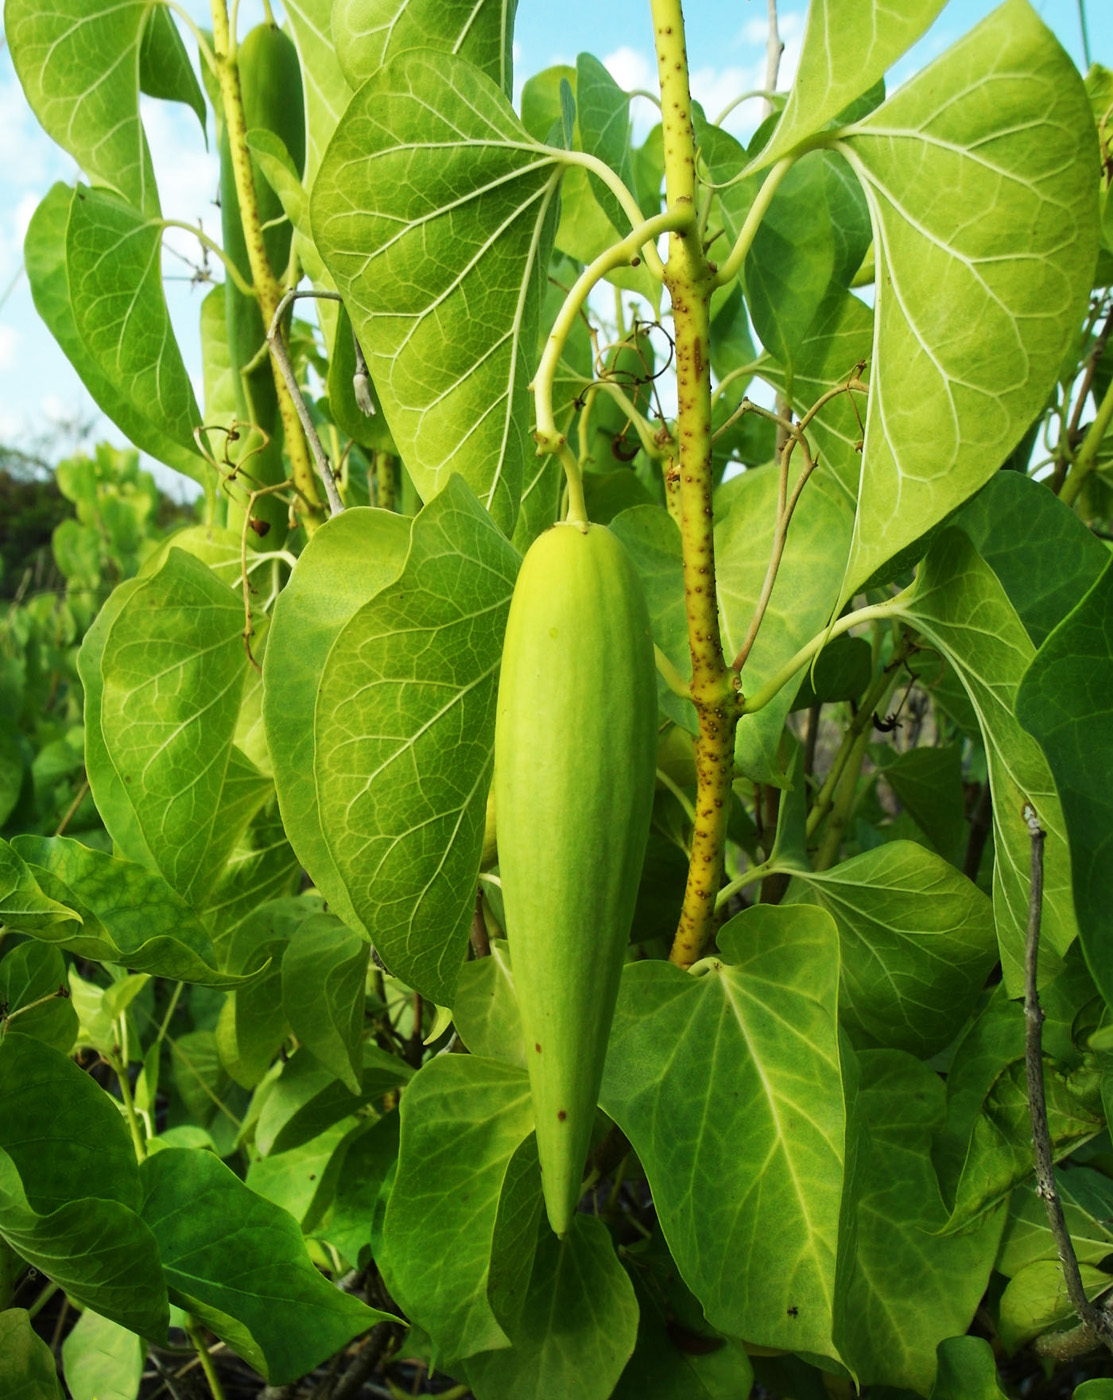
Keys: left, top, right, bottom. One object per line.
{"left": 24, "top": 189, "right": 206, "bottom": 486}
{"left": 840, "top": 1051, "right": 1003, "bottom": 1394}
{"left": 1017, "top": 560, "right": 1113, "bottom": 1011}
{"left": 99, "top": 549, "right": 255, "bottom": 905}
{"left": 748, "top": 0, "right": 946, "bottom": 173}
{"left": 254, "top": 1044, "right": 410, "bottom": 1157}
{"left": 332, "top": 0, "right": 518, "bottom": 97}
{"left": 7, "top": 0, "right": 160, "bottom": 211}
{"left": 743, "top": 150, "right": 870, "bottom": 382}
{"left": 835, "top": 1, "right": 1098, "bottom": 597}
{"left": 12, "top": 836, "right": 241, "bottom": 986}
{"left": 464, "top": 1215, "right": 639, "bottom": 1400}
{"left": 782, "top": 842, "right": 997, "bottom": 1058}
{"left": 0, "top": 1036, "right": 168, "bottom": 1338}
{"left": 716, "top": 467, "right": 854, "bottom": 783}
{"left": 890, "top": 530, "right": 1076, "bottom": 992}
{"left": 263, "top": 507, "right": 410, "bottom": 935}
{"left": 757, "top": 290, "right": 873, "bottom": 502}
{"left": 315, "top": 479, "right": 519, "bottom": 1005}
{"left": 381, "top": 1054, "right": 534, "bottom": 1364}
{"left": 0, "top": 1311, "right": 64, "bottom": 1400}
{"left": 139, "top": 1147, "right": 386, "bottom": 1383}
{"left": 601, "top": 904, "right": 848, "bottom": 1359}
{"left": 312, "top": 54, "right": 564, "bottom": 534}
{"left": 281, "top": 914, "right": 370, "bottom": 1094}
{"left": 956, "top": 472, "right": 1109, "bottom": 649}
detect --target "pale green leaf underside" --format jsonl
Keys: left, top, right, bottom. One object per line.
{"left": 25, "top": 187, "right": 205, "bottom": 485}
{"left": 332, "top": 0, "right": 518, "bottom": 98}
{"left": 751, "top": 0, "right": 946, "bottom": 173}
{"left": 7, "top": 0, "right": 160, "bottom": 212}
{"left": 837, "top": 0, "right": 1098, "bottom": 598}
{"left": 66, "top": 186, "right": 203, "bottom": 473}
{"left": 282, "top": 0, "right": 354, "bottom": 184}
{"left": 315, "top": 478, "right": 519, "bottom": 1005}
{"left": 601, "top": 904, "right": 847, "bottom": 1359}
{"left": 892, "top": 530, "right": 1077, "bottom": 992}
{"left": 263, "top": 507, "right": 411, "bottom": 935}
{"left": 312, "top": 52, "right": 564, "bottom": 536}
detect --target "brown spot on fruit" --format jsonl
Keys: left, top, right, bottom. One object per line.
{"left": 557, "top": 1109, "right": 567, "bottom": 1121}
{"left": 535, "top": 1043, "right": 542, "bottom": 1053}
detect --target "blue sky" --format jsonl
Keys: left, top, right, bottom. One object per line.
{"left": 0, "top": 0, "right": 1109, "bottom": 493}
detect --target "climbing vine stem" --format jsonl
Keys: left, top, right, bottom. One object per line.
{"left": 209, "top": 0, "right": 323, "bottom": 528}
{"left": 652, "top": 0, "right": 739, "bottom": 969}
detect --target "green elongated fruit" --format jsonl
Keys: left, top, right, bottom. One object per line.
{"left": 495, "top": 521, "right": 657, "bottom": 1236}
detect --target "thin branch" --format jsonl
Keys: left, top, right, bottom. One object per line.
{"left": 267, "top": 290, "right": 345, "bottom": 517}
{"left": 1023, "top": 801, "right": 1113, "bottom": 1353}
{"left": 761, "top": 0, "right": 784, "bottom": 122}
{"left": 54, "top": 776, "right": 90, "bottom": 835}
{"left": 331, "top": 1322, "right": 396, "bottom": 1400}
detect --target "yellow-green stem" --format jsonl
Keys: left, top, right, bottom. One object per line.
{"left": 652, "top": 0, "right": 741, "bottom": 969}
{"left": 209, "top": 0, "right": 322, "bottom": 529}
{"left": 1061, "top": 369, "right": 1113, "bottom": 507}
{"left": 186, "top": 1317, "right": 228, "bottom": 1400}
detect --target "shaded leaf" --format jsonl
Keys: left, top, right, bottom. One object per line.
{"left": 66, "top": 188, "right": 203, "bottom": 467}
{"left": 997, "top": 1258, "right": 1112, "bottom": 1352}
{"left": 464, "top": 1215, "right": 639, "bottom": 1400}
{"left": 140, "top": 1147, "right": 386, "bottom": 1383}
{"left": 454, "top": 939, "right": 525, "bottom": 1067}
{"left": 282, "top": 915, "right": 371, "bottom": 1094}
{"left": 1017, "top": 560, "right": 1113, "bottom": 1011}
{"left": 717, "top": 467, "right": 854, "bottom": 782}
{"left": 0, "top": 942, "right": 77, "bottom": 1052}
{"left": 783, "top": 842, "right": 997, "bottom": 1057}
{"left": 957, "top": 471, "right": 1108, "bottom": 648}
{"left": 381, "top": 1055, "right": 533, "bottom": 1365}
{"left": 891, "top": 530, "right": 1076, "bottom": 991}
{"left": 930, "top": 1335, "right": 1008, "bottom": 1399}
{"left": 0, "top": 1310, "right": 64, "bottom": 1400}
{"left": 0, "top": 1036, "right": 168, "bottom": 1338}
{"left": 840, "top": 1051, "right": 1003, "bottom": 1393}
{"left": 13, "top": 836, "right": 241, "bottom": 986}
